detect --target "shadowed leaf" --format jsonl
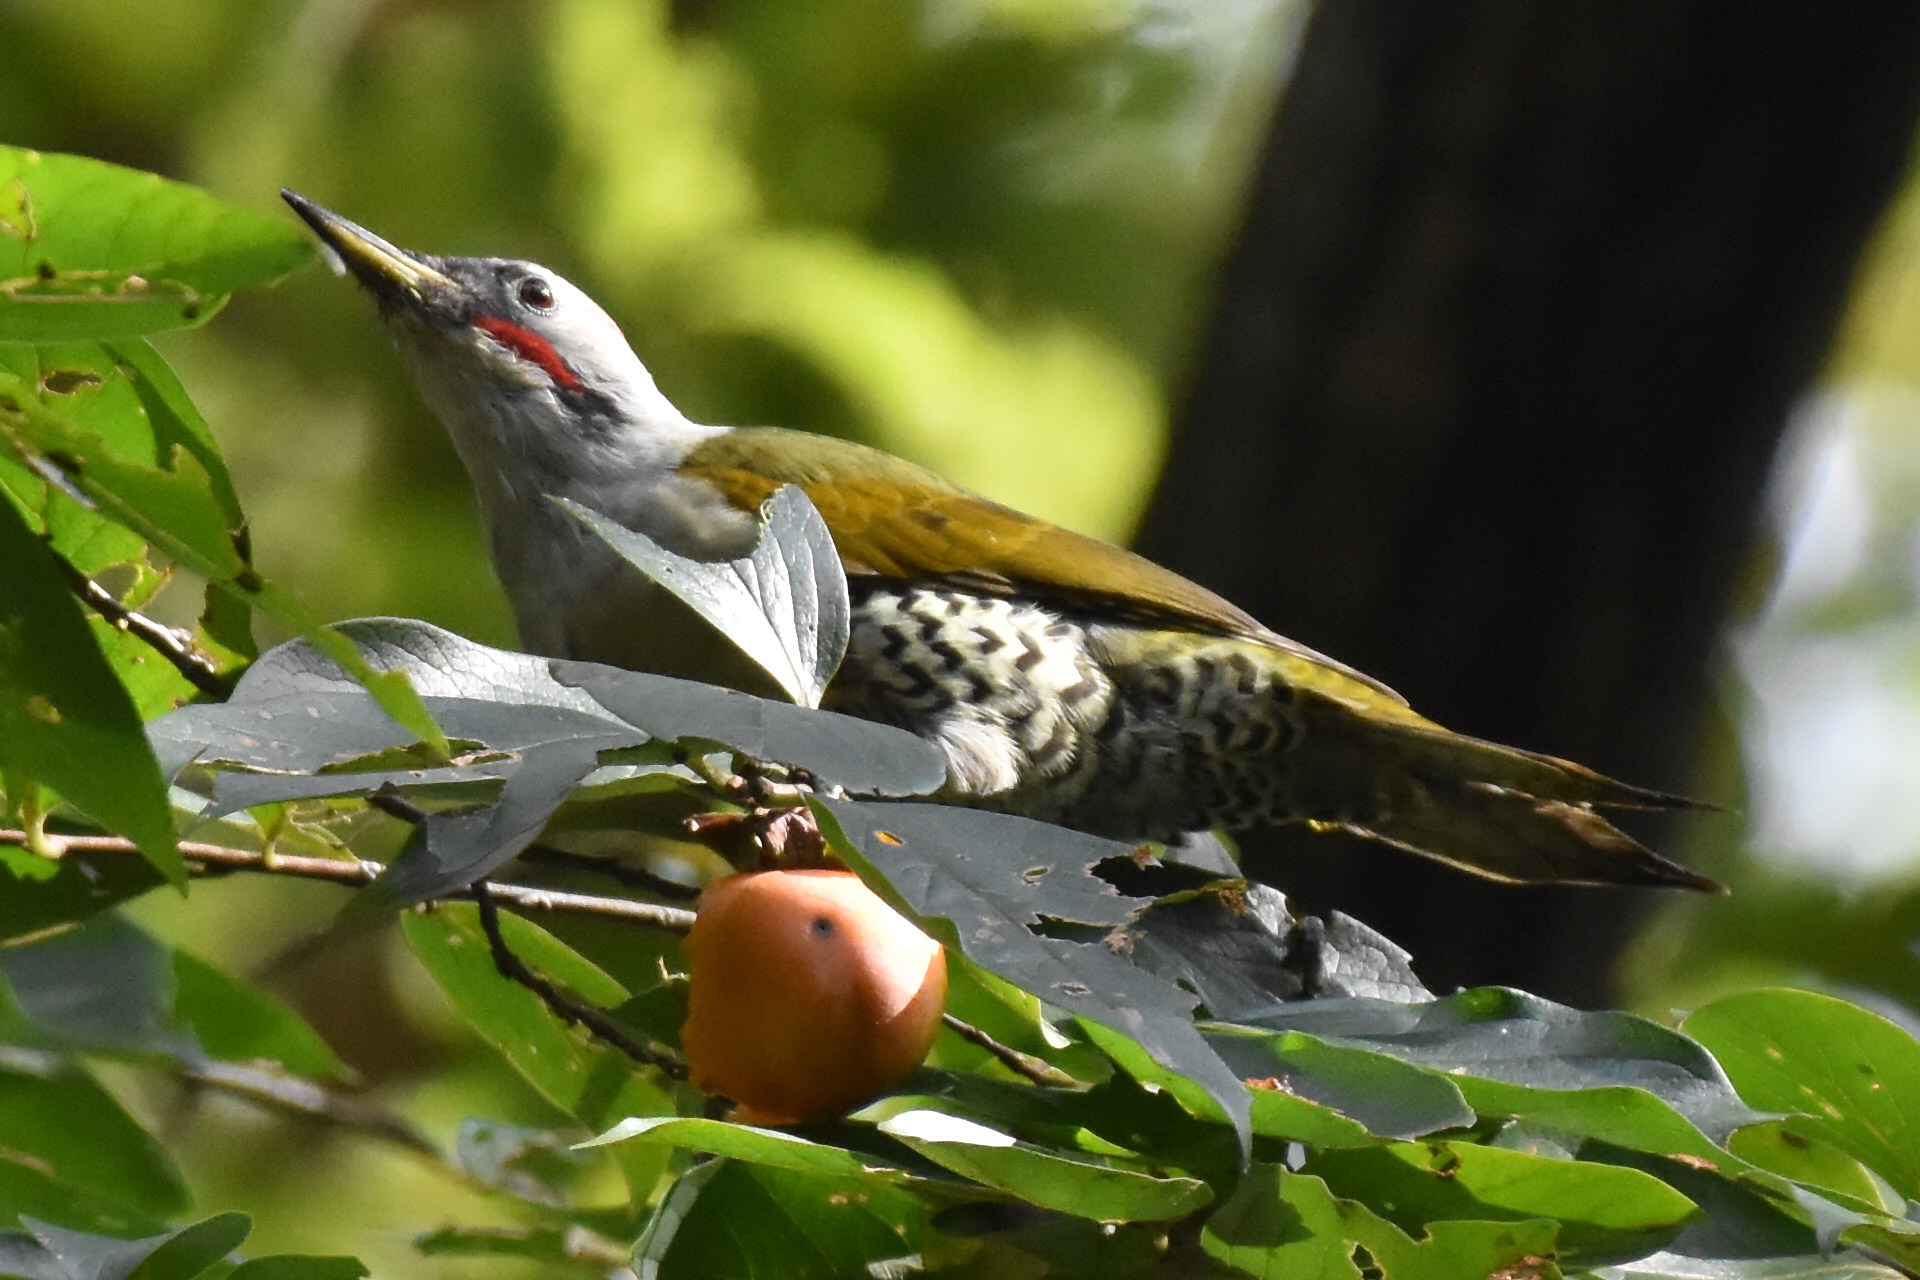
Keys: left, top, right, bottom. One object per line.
{"left": 561, "top": 485, "right": 850, "bottom": 708}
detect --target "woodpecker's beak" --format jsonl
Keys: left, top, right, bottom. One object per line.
{"left": 281, "top": 190, "right": 459, "bottom": 307}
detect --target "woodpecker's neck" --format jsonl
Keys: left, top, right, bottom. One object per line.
{"left": 385, "top": 315, "right": 754, "bottom": 559}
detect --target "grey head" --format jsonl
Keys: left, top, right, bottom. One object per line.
{"left": 279, "top": 190, "right": 713, "bottom": 502}
{"left": 280, "top": 191, "right": 756, "bottom": 674}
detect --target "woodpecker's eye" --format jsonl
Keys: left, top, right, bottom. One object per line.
{"left": 517, "top": 277, "right": 554, "bottom": 311}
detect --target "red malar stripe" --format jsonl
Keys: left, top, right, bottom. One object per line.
{"left": 472, "top": 314, "right": 584, "bottom": 392}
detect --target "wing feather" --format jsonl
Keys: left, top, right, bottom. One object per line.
{"left": 682, "top": 428, "right": 1407, "bottom": 705}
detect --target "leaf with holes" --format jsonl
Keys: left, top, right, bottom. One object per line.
{"left": 0, "top": 146, "right": 312, "bottom": 340}
{"left": 817, "top": 797, "right": 1253, "bottom": 1153}
{"left": 1685, "top": 989, "right": 1920, "bottom": 1201}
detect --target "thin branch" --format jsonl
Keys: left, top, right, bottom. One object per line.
{"left": 368, "top": 789, "right": 701, "bottom": 902}
{"left": 180, "top": 1059, "right": 441, "bottom": 1159}
{"left": 470, "top": 881, "right": 689, "bottom": 1080}
{"left": 0, "top": 829, "right": 695, "bottom": 932}
{"left": 366, "top": 789, "right": 430, "bottom": 824}
{"left": 941, "top": 1013, "right": 1081, "bottom": 1088}
{"left": 519, "top": 844, "right": 701, "bottom": 901}
{"left": 55, "top": 556, "right": 233, "bottom": 698}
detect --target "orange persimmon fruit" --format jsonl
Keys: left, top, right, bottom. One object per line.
{"left": 680, "top": 868, "right": 948, "bottom": 1125}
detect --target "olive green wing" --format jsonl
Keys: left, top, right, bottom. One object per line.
{"left": 682, "top": 427, "right": 1410, "bottom": 708}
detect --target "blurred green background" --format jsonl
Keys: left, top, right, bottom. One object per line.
{"left": 8, "top": 0, "right": 1920, "bottom": 1275}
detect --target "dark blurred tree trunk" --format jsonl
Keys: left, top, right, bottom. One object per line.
{"left": 1137, "top": 2, "right": 1920, "bottom": 1005}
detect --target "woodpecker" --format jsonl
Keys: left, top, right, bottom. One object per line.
{"left": 283, "top": 191, "right": 1717, "bottom": 892}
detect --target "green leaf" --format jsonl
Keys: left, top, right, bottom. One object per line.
{"left": 0, "top": 341, "right": 242, "bottom": 530}
{"left": 414, "top": 1225, "right": 620, "bottom": 1271}
{"left": 1206, "top": 1028, "right": 1474, "bottom": 1141}
{"left": 0, "top": 1162, "right": 168, "bottom": 1240}
{"left": 1580, "top": 1142, "right": 1819, "bottom": 1264}
{"left": 583, "top": 1116, "right": 915, "bottom": 1183}
{"left": 0, "top": 363, "right": 441, "bottom": 755}
{"left": 1306, "top": 1141, "right": 1698, "bottom": 1266}
{"left": 0, "top": 1061, "right": 189, "bottom": 1232}
{"left": 1203, "top": 1164, "right": 1561, "bottom": 1280}
{"left": 1245, "top": 987, "right": 1761, "bottom": 1142}
{"left": 401, "top": 904, "right": 634, "bottom": 1118}
{"left": 1841, "top": 1223, "right": 1920, "bottom": 1278}
{"left": 875, "top": 1109, "right": 1212, "bottom": 1222}
{"left": 0, "top": 146, "right": 312, "bottom": 340}
{"left": 171, "top": 951, "right": 345, "bottom": 1080}
{"left": 156, "top": 620, "right": 940, "bottom": 806}
{"left": 125, "top": 1211, "right": 252, "bottom": 1280}
{"left": 634, "top": 1159, "right": 925, "bottom": 1280}
{"left": 0, "top": 494, "right": 179, "bottom": 882}
{"left": 1685, "top": 989, "right": 1920, "bottom": 1200}
{"left": 1453, "top": 1079, "right": 1734, "bottom": 1171}
{"left": 1726, "top": 1121, "right": 1904, "bottom": 1215}
{"left": 150, "top": 620, "right": 638, "bottom": 782}
{"left": 561, "top": 485, "right": 850, "bottom": 708}
{"left": 0, "top": 846, "right": 166, "bottom": 943}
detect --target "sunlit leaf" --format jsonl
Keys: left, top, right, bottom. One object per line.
{"left": 0, "top": 368, "right": 441, "bottom": 752}
{"left": 1458, "top": 1079, "right": 1738, "bottom": 1171}
{"left": 1204, "top": 1164, "right": 1561, "bottom": 1280}
{"left": 0, "top": 146, "right": 312, "bottom": 340}
{"left": 0, "top": 495, "right": 179, "bottom": 882}
{"left": 0, "top": 341, "right": 242, "bottom": 527}
{"left": 1307, "top": 1141, "right": 1698, "bottom": 1266}
{"left": 353, "top": 733, "right": 623, "bottom": 914}
{"left": 1726, "top": 1121, "right": 1903, "bottom": 1216}
{"left": 1839, "top": 1224, "right": 1920, "bottom": 1279}
{"left": 1685, "top": 989, "right": 1920, "bottom": 1200}
{"left": 401, "top": 903, "right": 637, "bottom": 1119}
{"left": 1124, "top": 875, "right": 1430, "bottom": 1015}
{"left": 1206, "top": 1028, "right": 1474, "bottom": 1141}
{"left": 877, "top": 1111, "right": 1211, "bottom": 1222}
{"left": 583, "top": 1116, "right": 917, "bottom": 1184}
{"left": 1603, "top": 1252, "right": 1909, "bottom": 1280}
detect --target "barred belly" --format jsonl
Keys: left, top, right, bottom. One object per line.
{"left": 825, "top": 585, "right": 1306, "bottom": 841}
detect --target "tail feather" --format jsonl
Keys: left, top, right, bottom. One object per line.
{"left": 1288, "top": 692, "right": 1723, "bottom": 891}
